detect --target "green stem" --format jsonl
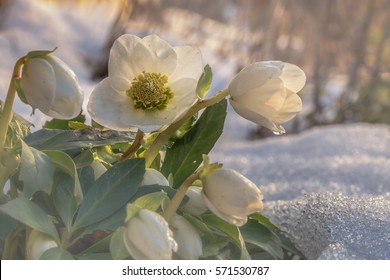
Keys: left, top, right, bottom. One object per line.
{"left": 144, "top": 89, "right": 228, "bottom": 167}
{"left": 120, "top": 129, "right": 144, "bottom": 161}
{"left": 0, "top": 57, "right": 25, "bottom": 196}
{"left": 0, "top": 57, "right": 25, "bottom": 156}
{"left": 163, "top": 172, "right": 200, "bottom": 223}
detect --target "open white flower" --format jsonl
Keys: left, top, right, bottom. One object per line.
{"left": 228, "top": 61, "right": 306, "bottom": 134}
{"left": 88, "top": 34, "right": 203, "bottom": 133}
{"left": 21, "top": 55, "right": 83, "bottom": 119}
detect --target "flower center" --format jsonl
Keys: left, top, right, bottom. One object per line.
{"left": 127, "top": 72, "right": 174, "bottom": 110}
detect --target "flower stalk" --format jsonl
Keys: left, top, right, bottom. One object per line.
{"left": 163, "top": 172, "right": 200, "bottom": 223}
{"left": 0, "top": 57, "right": 25, "bottom": 154}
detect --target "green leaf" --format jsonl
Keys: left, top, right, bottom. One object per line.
{"left": 19, "top": 140, "right": 55, "bottom": 197}
{"left": 44, "top": 113, "right": 86, "bottom": 130}
{"left": 24, "top": 128, "right": 136, "bottom": 151}
{"left": 40, "top": 247, "right": 74, "bottom": 260}
{"left": 110, "top": 227, "right": 129, "bottom": 260}
{"left": 240, "top": 219, "right": 284, "bottom": 259}
{"left": 133, "top": 192, "right": 167, "bottom": 212}
{"left": 73, "top": 149, "right": 94, "bottom": 169}
{"left": 0, "top": 211, "right": 17, "bottom": 239}
{"left": 52, "top": 173, "right": 77, "bottom": 231}
{"left": 73, "top": 158, "right": 145, "bottom": 230}
{"left": 0, "top": 197, "right": 59, "bottom": 242}
{"left": 196, "top": 64, "right": 213, "bottom": 99}
{"left": 44, "top": 150, "right": 83, "bottom": 203}
{"left": 161, "top": 99, "right": 227, "bottom": 188}
{"left": 202, "top": 213, "right": 250, "bottom": 260}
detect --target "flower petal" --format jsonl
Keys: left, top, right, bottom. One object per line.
{"left": 280, "top": 62, "right": 306, "bottom": 93}
{"left": 271, "top": 91, "right": 302, "bottom": 123}
{"left": 21, "top": 58, "right": 56, "bottom": 114}
{"left": 108, "top": 34, "right": 150, "bottom": 92}
{"left": 169, "top": 45, "right": 203, "bottom": 82}
{"left": 228, "top": 62, "right": 281, "bottom": 97}
{"left": 230, "top": 98, "right": 285, "bottom": 134}
{"left": 87, "top": 78, "right": 135, "bottom": 131}
{"left": 45, "top": 55, "right": 83, "bottom": 119}
{"left": 201, "top": 192, "right": 248, "bottom": 226}
{"left": 231, "top": 76, "right": 286, "bottom": 117}
{"left": 141, "top": 35, "right": 177, "bottom": 75}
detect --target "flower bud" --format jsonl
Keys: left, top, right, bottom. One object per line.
{"left": 228, "top": 61, "right": 306, "bottom": 134}
{"left": 182, "top": 186, "right": 208, "bottom": 216}
{"left": 140, "top": 168, "right": 169, "bottom": 186}
{"left": 21, "top": 55, "right": 83, "bottom": 119}
{"left": 202, "top": 168, "right": 263, "bottom": 226}
{"left": 171, "top": 215, "right": 203, "bottom": 259}
{"left": 26, "top": 230, "right": 58, "bottom": 260}
{"left": 123, "top": 209, "right": 177, "bottom": 259}
{"left": 90, "top": 160, "right": 107, "bottom": 180}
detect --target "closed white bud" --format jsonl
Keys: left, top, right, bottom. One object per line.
{"left": 21, "top": 55, "right": 83, "bottom": 119}
{"left": 182, "top": 186, "right": 208, "bottom": 216}
{"left": 228, "top": 61, "right": 306, "bottom": 134}
{"left": 202, "top": 168, "right": 263, "bottom": 226}
{"left": 123, "top": 209, "right": 177, "bottom": 259}
{"left": 140, "top": 168, "right": 169, "bottom": 186}
{"left": 26, "top": 230, "right": 58, "bottom": 260}
{"left": 90, "top": 160, "right": 107, "bottom": 180}
{"left": 171, "top": 215, "right": 203, "bottom": 260}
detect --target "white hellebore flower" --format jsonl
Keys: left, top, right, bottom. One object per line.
{"left": 123, "top": 209, "right": 178, "bottom": 259}
{"left": 21, "top": 55, "right": 83, "bottom": 119}
{"left": 88, "top": 34, "right": 203, "bottom": 133}
{"left": 26, "top": 230, "right": 58, "bottom": 260}
{"left": 171, "top": 215, "right": 203, "bottom": 260}
{"left": 141, "top": 168, "right": 169, "bottom": 186}
{"left": 182, "top": 186, "right": 208, "bottom": 216}
{"left": 228, "top": 61, "right": 306, "bottom": 134}
{"left": 202, "top": 168, "right": 264, "bottom": 226}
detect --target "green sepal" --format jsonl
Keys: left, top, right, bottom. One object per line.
{"left": 196, "top": 64, "right": 213, "bottom": 99}
{"left": 13, "top": 78, "right": 28, "bottom": 104}
{"left": 25, "top": 47, "right": 57, "bottom": 60}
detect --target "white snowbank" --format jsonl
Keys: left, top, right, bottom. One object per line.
{"left": 211, "top": 123, "right": 390, "bottom": 259}
{"left": 1, "top": 0, "right": 389, "bottom": 260}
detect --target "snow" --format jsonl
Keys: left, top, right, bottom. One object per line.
{"left": 1, "top": 0, "right": 389, "bottom": 260}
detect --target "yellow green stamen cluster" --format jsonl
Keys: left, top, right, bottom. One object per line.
{"left": 127, "top": 72, "right": 174, "bottom": 110}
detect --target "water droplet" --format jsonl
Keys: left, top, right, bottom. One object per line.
{"left": 272, "top": 125, "right": 286, "bottom": 135}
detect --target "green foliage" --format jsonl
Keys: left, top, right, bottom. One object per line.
{"left": 161, "top": 99, "right": 227, "bottom": 188}
{"left": 196, "top": 64, "right": 213, "bottom": 99}
{"left": 73, "top": 158, "right": 145, "bottom": 230}
{"left": 24, "top": 128, "right": 136, "bottom": 151}
{"left": 19, "top": 140, "right": 55, "bottom": 198}
{"left": 0, "top": 197, "right": 59, "bottom": 242}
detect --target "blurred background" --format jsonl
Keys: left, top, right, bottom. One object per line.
{"left": 1, "top": 0, "right": 390, "bottom": 138}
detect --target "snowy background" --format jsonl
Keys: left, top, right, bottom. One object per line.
{"left": 1, "top": 0, "right": 389, "bottom": 259}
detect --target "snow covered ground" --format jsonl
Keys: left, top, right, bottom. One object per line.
{"left": 1, "top": 0, "right": 389, "bottom": 260}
